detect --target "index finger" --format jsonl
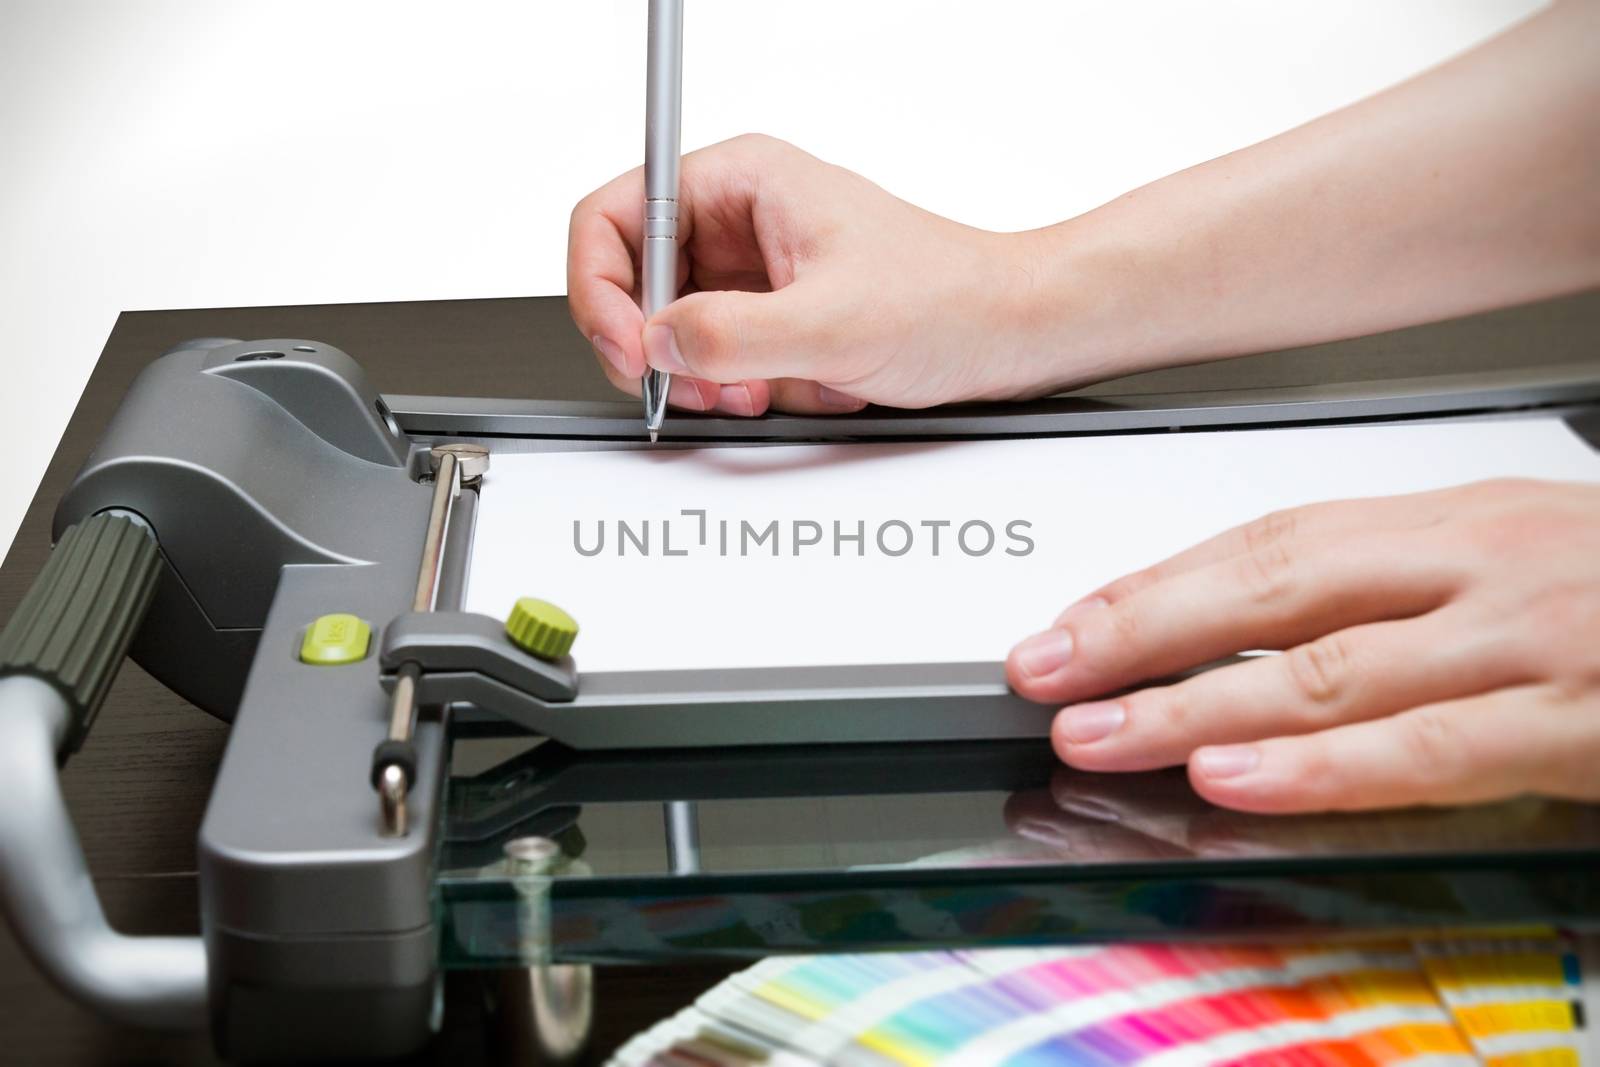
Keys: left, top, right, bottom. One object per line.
{"left": 1072, "top": 490, "right": 1457, "bottom": 622}
{"left": 1010, "top": 529, "right": 1460, "bottom": 705}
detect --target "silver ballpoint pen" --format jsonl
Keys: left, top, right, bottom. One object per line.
{"left": 641, "top": 0, "right": 683, "bottom": 443}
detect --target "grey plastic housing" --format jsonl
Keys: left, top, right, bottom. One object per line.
{"left": 54, "top": 339, "right": 443, "bottom": 1061}
{"left": 56, "top": 339, "right": 413, "bottom": 716}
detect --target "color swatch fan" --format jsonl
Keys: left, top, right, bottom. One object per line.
{"left": 612, "top": 936, "right": 1594, "bottom": 1066}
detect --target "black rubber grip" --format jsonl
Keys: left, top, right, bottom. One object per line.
{"left": 371, "top": 739, "right": 418, "bottom": 789}
{"left": 0, "top": 513, "right": 160, "bottom": 753}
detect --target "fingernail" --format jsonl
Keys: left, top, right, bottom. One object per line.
{"left": 817, "top": 385, "right": 863, "bottom": 410}
{"left": 713, "top": 383, "right": 756, "bottom": 417}
{"left": 1059, "top": 701, "right": 1125, "bottom": 744}
{"left": 1013, "top": 629, "right": 1073, "bottom": 678}
{"left": 1192, "top": 744, "right": 1261, "bottom": 780}
{"left": 643, "top": 323, "right": 688, "bottom": 373}
{"left": 593, "top": 335, "right": 628, "bottom": 377}
{"left": 667, "top": 378, "right": 713, "bottom": 410}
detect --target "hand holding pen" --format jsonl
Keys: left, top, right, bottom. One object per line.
{"left": 574, "top": 3, "right": 1596, "bottom": 421}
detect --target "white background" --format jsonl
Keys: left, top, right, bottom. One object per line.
{"left": 0, "top": 0, "right": 1544, "bottom": 559}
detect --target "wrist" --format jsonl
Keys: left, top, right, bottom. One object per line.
{"left": 998, "top": 214, "right": 1180, "bottom": 396}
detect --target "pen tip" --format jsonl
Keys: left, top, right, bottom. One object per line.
{"left": 649, "top": 429, "right": 659, "bottom": 445}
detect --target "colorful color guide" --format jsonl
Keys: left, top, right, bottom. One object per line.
{"left": 611, "top": 936, "right": 1595, "bottom": 1066}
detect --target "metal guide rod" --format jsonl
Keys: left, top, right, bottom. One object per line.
{"left": 376, "top": 446, "right": 487, "bottom": 837}
{"left": 413, "top": 452, "right": 459, "bottom": 614}
{"left": 387, "top": 450, "right": 457, "bottom": 741}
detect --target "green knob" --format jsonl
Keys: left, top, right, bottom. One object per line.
{"left": 505, "top": 597, "right": 579, "bottom": 661}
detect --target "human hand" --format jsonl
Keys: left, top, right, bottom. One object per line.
{"left": 566, "top": 134, "right": 1072, "bottom": 415}
{"left": 1004, "top": 478, "right": 1600, "bottom": 813}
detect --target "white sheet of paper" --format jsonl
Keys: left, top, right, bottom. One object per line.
{"left": 465, "top": 419, "right": 1600, "bottom": 673}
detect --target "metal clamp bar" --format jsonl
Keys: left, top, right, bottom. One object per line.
{"left": 380, "top": 611, "right": 578, "bottom": 704}
{"left": 382, "top": 363, "right": 1600, "bottom": 443}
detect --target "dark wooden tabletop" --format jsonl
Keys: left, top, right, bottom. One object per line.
{"left": 2, "top": 290, "right": 1597, "bottom": 1064}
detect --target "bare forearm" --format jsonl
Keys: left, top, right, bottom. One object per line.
{"left": 567, "top": 7, "right": 1597, "bottom": 413}
{"left": 1028, "top": 0, "right": 1600, "bottom": 385}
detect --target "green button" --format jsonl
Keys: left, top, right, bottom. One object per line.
{"left": 506, "top": 597, "right": 579, "bottom": 661}
{"left": 300, "top": 613, "right": 371, "bottom": 666}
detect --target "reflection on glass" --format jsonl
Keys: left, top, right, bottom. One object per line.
{"left": 437, "top": 735, "right": 1600, "bottom": 965}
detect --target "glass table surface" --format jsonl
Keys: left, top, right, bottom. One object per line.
{"left": 437, "top": 736, "right": 1600, "bottom": 967}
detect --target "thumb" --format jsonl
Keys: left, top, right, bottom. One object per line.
{"left": 643, "top": 287, "right": 823, "bottom": 385}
